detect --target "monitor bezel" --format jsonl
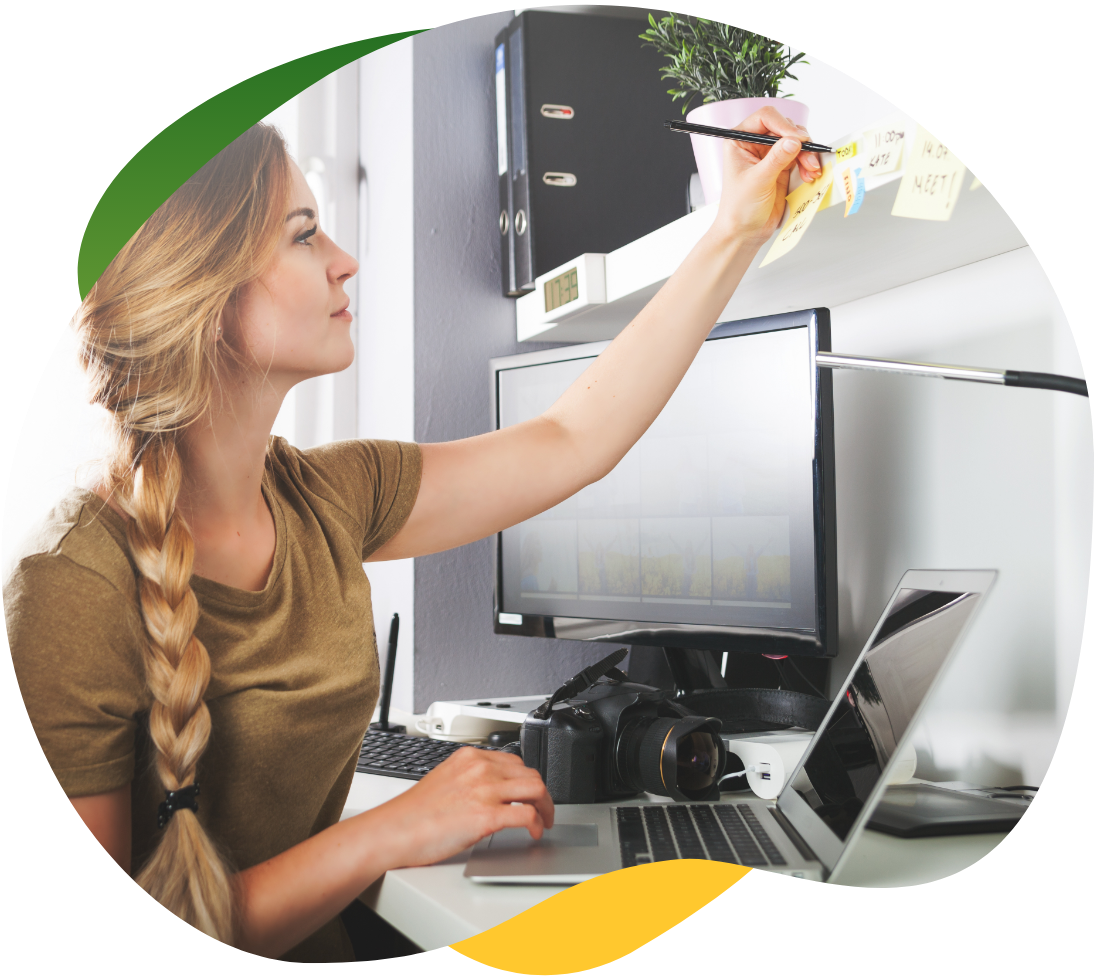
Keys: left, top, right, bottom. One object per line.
{"left": 490, "top": 307, "right": 837, "bottom": 658}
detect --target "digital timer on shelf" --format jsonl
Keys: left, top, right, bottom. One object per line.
{"left": 521, "top": 254, "right": 607, "bottom": 337}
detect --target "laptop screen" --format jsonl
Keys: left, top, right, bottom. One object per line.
{"left": 777, "top": 569, "right": 995, "bottom": 869}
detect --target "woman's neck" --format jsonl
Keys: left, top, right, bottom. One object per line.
{"left": 174, "top": 373, "right": 285, "bottom": 590}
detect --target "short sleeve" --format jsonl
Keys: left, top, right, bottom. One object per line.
{"left": 280, "top": 439, "right": 423, "bottom": 560}
{"left": 4, "top": 554, "right": 149, "bottom": 797}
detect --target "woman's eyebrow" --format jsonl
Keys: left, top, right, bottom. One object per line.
{"left": 285, "top": 207, "right": 316, "bottom": 222}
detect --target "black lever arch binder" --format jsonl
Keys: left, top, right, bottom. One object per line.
{"left": 494, "top": 10, "right": 698, "bottom": 297}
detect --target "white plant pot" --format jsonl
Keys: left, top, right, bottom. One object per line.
{"left": 686, "top": 98, "right": 810, "bottom": 204}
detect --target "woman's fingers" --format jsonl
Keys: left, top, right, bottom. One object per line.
{"left": 737, "top": 104, "right": 807, "bottom": 139}
{"left": 733, "top": 107, "right": 823, "bottom": 183}
{"left": 488, "top": 766, "right": 555, "bottom": 829}
{"left": 456, "top": 749, "right": 555, "bottom": 826}
{"left": 431, "top": 747, "right": 555, "bottom": 828}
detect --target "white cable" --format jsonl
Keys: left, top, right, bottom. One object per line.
{"left": 721, "top": 763, "right": 771, "bottom": 780}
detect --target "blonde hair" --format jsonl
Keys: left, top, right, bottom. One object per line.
{"left": 74, "top": 124, "right": 291, "bottom": 942}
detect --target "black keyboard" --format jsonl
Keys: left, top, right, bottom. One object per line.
{"left": 356, "top": 729, "right": 492, "bottom": 780}
{"left": 616, "top": 803, "right": 789, "bottom": 868}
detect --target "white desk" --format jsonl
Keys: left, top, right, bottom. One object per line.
{"left": 342, "top": 772, "right": 1008, "bottom": 950}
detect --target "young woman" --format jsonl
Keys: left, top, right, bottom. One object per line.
{"left": 4, "top": 107, "right": 819, "bottom": 961}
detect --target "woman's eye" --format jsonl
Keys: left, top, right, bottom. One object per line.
{"left": 295, "top": 225, "right": 318, "bottom": 246}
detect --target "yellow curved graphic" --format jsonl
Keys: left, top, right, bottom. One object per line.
{"left": 451, "top": 860, "right": 750, "bottom": 974}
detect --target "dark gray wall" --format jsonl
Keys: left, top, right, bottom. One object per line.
{"left": 412, "top": 14, "right": 618, "bottom": 711}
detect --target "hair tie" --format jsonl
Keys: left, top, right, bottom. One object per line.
{"left": 157, "top": 783, "right": 200, "bottom": 829}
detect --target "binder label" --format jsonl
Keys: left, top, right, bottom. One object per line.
{"left": 496, "top": 44, "right": 508, "bottom": 177}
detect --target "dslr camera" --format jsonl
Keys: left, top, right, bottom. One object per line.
{"left": 520, "top": 649, "right": 725, "bottom": 804}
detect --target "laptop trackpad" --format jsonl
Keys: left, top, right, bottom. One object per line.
{"left": 488, "top": 823, "right": 598, "bottom": 849}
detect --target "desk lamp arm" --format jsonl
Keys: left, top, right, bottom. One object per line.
{"left": 816, "top": 352, "right": 1088, "bottom": 397}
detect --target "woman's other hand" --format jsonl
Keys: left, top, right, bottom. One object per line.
{"left": 369, "top": 746, "right": 554, "bottom": 868}
{"left": 235, "top": 746, "right": 550, "bottom": 956}
{"left": 713, "top": 105, "right": 823, "bottom": 245}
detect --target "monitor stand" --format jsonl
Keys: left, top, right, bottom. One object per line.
{"left": 626, "top": 645, "right": 830, "bottom": 698}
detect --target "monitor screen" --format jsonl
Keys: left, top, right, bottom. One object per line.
{"left": 492, "top": 309, "right": 836, "bottom": 657}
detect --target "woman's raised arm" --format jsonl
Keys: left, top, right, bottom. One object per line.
{"left": 372, "top": 107, "right": 820, "bottom": 562}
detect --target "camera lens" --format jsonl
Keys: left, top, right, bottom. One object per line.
{"left": 677, "top": 730, "right": 719, "bottom": 792}
{"left": 617, "top": 715, "right": 723, "bottom": 801}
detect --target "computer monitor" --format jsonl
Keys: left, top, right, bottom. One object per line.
{"left": 491, "top": 308, "right": 837, "bottom": 658}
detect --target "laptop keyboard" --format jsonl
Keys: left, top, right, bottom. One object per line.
{"left": 355, "top": 729, "right": 491, "bottom": 780}
{"left": 616, "top": 803, "right": 789, "bottom": 868}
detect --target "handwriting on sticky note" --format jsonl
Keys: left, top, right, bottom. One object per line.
{"left": 760, "top": 163, "right": 834, "bottom": 267}
{"left": 835, "top": 142, "right": 859, "bottom": 163}
{"left": 891, "top": 127, "right": 966, "bottom": 221}
{"left": 864, "top": 125, "right": 905, "bottom": 176}
{"left": 841, "top": 166, "right": 865, "bottom": 217}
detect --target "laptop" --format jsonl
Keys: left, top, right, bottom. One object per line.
{"left": 465, "top": 569, "right": 997, "bottom": 884}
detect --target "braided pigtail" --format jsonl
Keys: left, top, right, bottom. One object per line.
{"left": 73, "top": 123, "right": 291, "bottom": 942}
{"left": 117, "top": 435, "right": 235, "bottom": 940}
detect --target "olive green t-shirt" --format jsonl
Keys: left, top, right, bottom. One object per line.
{"left": 4, "top": 436, "right": 422, "bottom": 962}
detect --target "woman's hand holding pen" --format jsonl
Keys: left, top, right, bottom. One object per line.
{"left": 712, "top": 105, "right": 823, "bottom": 245}
{"left": 359, "top": 747, "right": 554, "bottom": 869}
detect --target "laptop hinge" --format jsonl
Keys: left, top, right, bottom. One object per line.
{"left": 769, "top": 805, "right": 821, "bottom": 866}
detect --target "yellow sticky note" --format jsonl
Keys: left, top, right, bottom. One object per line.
{"left": 863, "top": 125, "right": 906, "bottom": 176}
{"left": 970, "top": 176, "right": 982, "bottom": 191}
{"left": 760, "top": 162, "right": 834, "bottom": 267}
{"left": 891, "top": 126, "right": 966, "bottom": 221}
{"left": 834, "top": 141, "right": 859, "bottom": 163}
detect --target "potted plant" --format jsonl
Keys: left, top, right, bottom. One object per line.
{"left": 641, "top": 13, "right": 807, "bottom": 204}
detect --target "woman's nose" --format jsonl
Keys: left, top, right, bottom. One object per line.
{"left": 331, "top": 243, "right": 359, "bottom": 282}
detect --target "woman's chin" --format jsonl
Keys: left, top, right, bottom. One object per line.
{"left": 333, "top": 339, "right": 356, "bottom": 373}
{"left": 315, "top": 336, "right": 356, "bottom": 375}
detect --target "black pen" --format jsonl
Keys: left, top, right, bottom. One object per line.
{"left": 665, "top": 119, "right": 833, "bottom": 154}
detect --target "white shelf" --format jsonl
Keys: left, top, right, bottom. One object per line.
{"left": 516, "top": 122, "right": 1027, "bottom": 343}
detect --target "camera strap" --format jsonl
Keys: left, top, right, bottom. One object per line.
{"left": 533, "top": 647, "right": 630, "bottom": 719}
{"left": 675, "top": 687, "right": 830, "bottom": 733}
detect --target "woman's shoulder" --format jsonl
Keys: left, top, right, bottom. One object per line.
{"left": 266, "top": 436, "right": 422, "bottom": 559}
{"left": 4, "top": 487, "right": 136, "bottom": 603}
{"left": 267, "top": 436, "right": 421, "bottom": 513}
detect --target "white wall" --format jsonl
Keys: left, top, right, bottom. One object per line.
{"left": 828, "top": 247, "right": 1092, "bottom": 785}
{"left": 785, "top": 54, "right": 899, "bottom": 145}
{"left": 357, "top": 39, "right": 417, "bottom": 714}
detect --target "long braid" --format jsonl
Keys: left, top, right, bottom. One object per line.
{"left": 119, "top": 436, "right": 234, "bottom": 941}
{"left": 73, "top": 123, "right": 291, "bottom": 943}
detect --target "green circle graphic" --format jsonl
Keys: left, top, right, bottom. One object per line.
{"left": 77, "top": 31, "right": 424, "bottom": 299}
